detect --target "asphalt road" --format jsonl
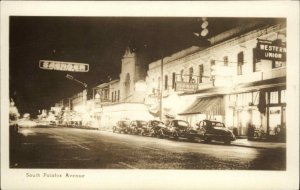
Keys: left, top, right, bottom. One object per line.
{"left": 10, "top": 127, "right": 285, "bottom": 170}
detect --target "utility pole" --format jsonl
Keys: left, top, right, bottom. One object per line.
{"left": 160, "top": 57, "right": 163, "bottom": 121}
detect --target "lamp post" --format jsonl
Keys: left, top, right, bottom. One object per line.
{"left": 66, "top": 74, "right": 87, "bottom": 88}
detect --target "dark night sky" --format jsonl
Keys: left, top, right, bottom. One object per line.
{"left": 9, "top": 17, "right": 282, "bottom": 115}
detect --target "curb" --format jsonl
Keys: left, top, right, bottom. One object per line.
{"left": 231, "top": 141, "right": 286, "bottom": 149}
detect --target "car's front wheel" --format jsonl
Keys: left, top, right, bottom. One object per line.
{"left": 224, "top": 138, "right": 231, "bottom": 145}
{"left": 204, "top": 137, "right": 211, "bottom": 143}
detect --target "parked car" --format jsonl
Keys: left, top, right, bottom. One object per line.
{"left": 112, "top": 120, "right": 131, "bottom": 134}
{"left": 128, "top": 120, "right": 148, "bottom": 135}
{"left": 142, "top": 120, "right": 167, "bottom": 137}
{"left": 165, "top": 119, "right": 198, "bottom": 141}
{"left": 195, "top": 120, "right": 236, "bottom": 144}
{"left": 17, "top": 119, "right": 37, "bottom": 128}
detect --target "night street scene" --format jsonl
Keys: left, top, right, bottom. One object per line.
{"left": 9, "top": 16, "right": 287, "bottom": 170}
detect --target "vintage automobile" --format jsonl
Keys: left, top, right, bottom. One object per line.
{"left": 142, "top": 120, "right": 167, "bottom": 137}
{"left": 17, "top": 119, "right": 37, "bottom": 128}
{"left": 128, "top": 120, "right": 148, "bottom": 135}
{"left": 195, "top": 120, "right": 236, "bottom": 144}
{"left": 164, "top": 119, "right": 198, "bottom": 140}
{"left": 112, "top": 120, "right": 131, "bottom": 134}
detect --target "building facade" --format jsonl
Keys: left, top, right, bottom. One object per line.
{"left": 145, "top": 20, "right": 286, "bottom": 139}
{"left": 91, "top": 47, "right": 153, "bottom": 129}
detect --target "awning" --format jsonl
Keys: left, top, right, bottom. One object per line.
{"left": 178, "top": 96, "right": 224, "bottom": 116}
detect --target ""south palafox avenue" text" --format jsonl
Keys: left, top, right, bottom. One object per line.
{"left": 26, "top": 172, "right": 85, "bottom": 178}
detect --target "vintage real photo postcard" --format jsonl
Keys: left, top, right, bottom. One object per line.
{"left": 1, "top": 1, "right": 299, "bottom": 190}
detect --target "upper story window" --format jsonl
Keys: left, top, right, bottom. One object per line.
{"left": 180, "top": 69, "right": 184, "bottom": 81}
{"left": 199, "top": 64, "right": 204, "bottom": 83}
{"left": 253, "top": 48, "right": 261, "bottom": 72}
{"left": 103, "top": 88, "right": 109, "bottom": 100}
{"left": 273, "top": 61, "right": 285, "bottom": 68}
{"left": 189, "top": 67, "right": 194, "bottom": 82}
{"left": 172, "top": 72, "right": 175, "bottom": 89}
{"left": 210, "top": 60, "right": 215, "bottom": 78}
{"left": 237, "top": 51, "right": 244, "bottom": 75}
{"left": 223, "top": 56, "right": 228, "bottom": 66}
{"left": 164, "top": 75, "right": 168, "bottom": 90}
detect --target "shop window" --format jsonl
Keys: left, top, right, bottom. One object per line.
{"left": 252, "top": 109, "right": 261, "bottom": 128}
{"left": 252, "top": 91, "right": 259, "bottom": 105}
{"left": 199, "top": 65, "right": 203, "bottom": 83}
{"left": 237, "top": 92, "right": 252, "bottom": 106}
{"left": 114, "top": 91, "right": 117, "bottom": 102}
{"left": 281, "top": 90, "right": 286, "bottom": 103}
{"left": 223, "top": 56, "right": 228, "bottom": 66}
{"left": 117, "top": 90, "right": 120, "bottom": 101}
{"left": 270, "top": 91, "right": 279, "bottom": 104}
{"left": 269, "top": 107, "right": 281, "bottom": 135}
{"left": 237, "top": 51, "right": 244, "bottom": 75}
{"left": 164, "top": 75, "right": 168, "bottom": 90}
{"left": 111, "top": 92, "right": 114, "bottom": 102}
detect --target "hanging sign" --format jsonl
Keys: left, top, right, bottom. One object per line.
{"left": 175, "top": 82, "right": 198, "bottom": 92}
{"left": 256, "top": 39, "right": 286, "bottom": 61}
{"left": 39, "top": 60, "right": 89, "bottom": 72}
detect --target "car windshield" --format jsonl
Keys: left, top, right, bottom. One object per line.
{"left": 120, "top": 121, "right": 130, "bottom": 126}
{"left": 137, "top": 121, "right": 148, "bottom": 126}
{"left": 175, "top": 120, "right": 189, "bottom": 127}
{"left": 151, "top": 120, "right": 163, "bottom": 126}
{"left": 211, "top": 122, "right": 225, "bottom": 128}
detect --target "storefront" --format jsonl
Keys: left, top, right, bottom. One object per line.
{"left": 178, "top": 95, "right": 225, "bottom": 127}
{"left": 100, "top": 102, "right": 154, "bottom": 130}
{"left": 226, "top": 77, "right": 286, "bottom": 140}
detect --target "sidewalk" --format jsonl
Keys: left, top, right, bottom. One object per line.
{"left": 231, "top": 138, "right": 286, "bottom": 149}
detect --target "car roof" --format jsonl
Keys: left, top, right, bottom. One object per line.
{"left": 202, "top": 120, "right": 223, "bottom": 123}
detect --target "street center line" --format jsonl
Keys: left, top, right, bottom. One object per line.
{"left": 143, "top": 146, "right": 159, "bottom": 151}
{"left": 118, "top": 162, "right": 138, "bottom": 169}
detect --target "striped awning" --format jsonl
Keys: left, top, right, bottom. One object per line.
{"left": 178, "top": 96, "right": 224, "bottom": 116}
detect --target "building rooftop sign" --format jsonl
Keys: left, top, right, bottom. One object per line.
{"left": 39, "top": 60, "right": 89, "bottom": 72}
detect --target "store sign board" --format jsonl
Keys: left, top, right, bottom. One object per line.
{"left": 256, "top": 39, "right": 286, "bottom": 61}
{"left": 175, "top": 82, "right": 198, "bottom": 92}
{"left": 39, "top": 60, "right": 89, "bottom": 72}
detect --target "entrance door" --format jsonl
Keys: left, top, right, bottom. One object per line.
{"left": 237, "top": 110, "right": 249, "bottom": 136}
{"left": 268, "top": 106, "right": 281, "bottom": 136}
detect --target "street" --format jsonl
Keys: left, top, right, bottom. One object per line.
{"left": 10, "top": 127, "right": 285, "bottom": 170}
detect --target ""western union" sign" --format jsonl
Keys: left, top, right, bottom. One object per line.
{"left": 256, "top": 39, "right": 286, "bottom": 61}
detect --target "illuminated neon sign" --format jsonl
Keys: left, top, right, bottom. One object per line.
{"left": 256, "top": 39, "right": 286, "bottom": 61}
{"left": 39, "top": 60, "right": 89, "bottom": 72}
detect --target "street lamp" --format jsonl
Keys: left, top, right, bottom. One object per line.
{"left": 66, "top": 74, "right": 87, "bottom": 88}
